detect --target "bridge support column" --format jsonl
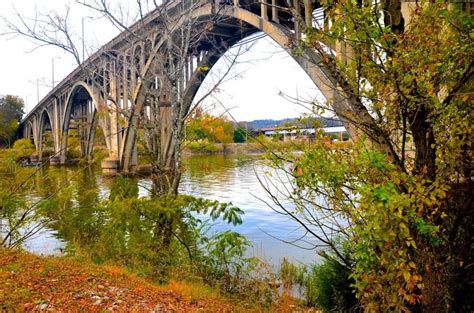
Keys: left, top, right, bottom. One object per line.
{"left": 271, "top": 0, "right": 279, "bottom": 23}
{"left": 108, "top": 62, "right": 123, "bottom": 168}
{"left": 401, "top": 2, "right": 417, "bottom": 27}
{"left": 49, "top": 156, "right": 61, "bottom": 166}
{"left": 261, "top": 0, "right": 268, "bottom": 20}
{"left": 30, "top": 154, "right": 39, "bottom": 164}
{"left": 52, "top": 99, "right": 61, "bottom": 157}
{"left": 303, "top": 0, "right": 312, "bottom": 29}
{"left": 101, "top": 158, "right": 120, "bottom": 175}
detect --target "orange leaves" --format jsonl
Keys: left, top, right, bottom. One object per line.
{"left": 187, "top": 112, "right": 234, "bottom": 144}
{"left": 0, "top": 248, "right": 265, "bottom": 312}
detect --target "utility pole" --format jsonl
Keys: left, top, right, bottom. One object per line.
{"left": 36, "top": 78, "right": 40, "bottom": 104}
{"left": 82, "top": 16, "right": 93, "bottom": 63}
{"left": 52, "top": 57, "right": 61, "bottom": 88}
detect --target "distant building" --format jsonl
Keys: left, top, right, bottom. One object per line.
{"left": 257, "top": 125, "right": 348, "bottom": 142}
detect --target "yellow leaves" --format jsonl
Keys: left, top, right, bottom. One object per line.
{"left": 403, "top": 271, "right": 411, "bottom": 283}
{"left": 406, "top": 239, "right": 417, "bottom": 249}
{"left": 196, "top": 66, "right": 209, "bottom": 72}
{"left": 399, "top": 222, "right": 409, "bottom": 235}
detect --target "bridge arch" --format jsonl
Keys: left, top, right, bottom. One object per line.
{"left": 132, "top": 4, "right": 338, "bottom": 111}
{"left": 122, "top": 3, "right": 344, "bottom": 171}
{"left": 38, "top": 108, "right": 55, "bottom": 160}
{"left": 183, "top": 5, "right": 339, "bottom": 111}
{"left": 59, "top": 81, "right": 105, "bottom": 164}
{"left": 23, "top": 120, "right": 33, "bottom": 142}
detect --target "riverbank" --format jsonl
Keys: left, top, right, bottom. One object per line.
{"left": 182, "top": 142, "right": 266, "bottom": 155}
{"left": 0, "top": 248, "right": 305, "bottom": 312}
{"left": 181, "top": 141, "right": 352, "bottom": 156}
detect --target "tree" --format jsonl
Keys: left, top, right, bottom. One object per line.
{"left": 233, "top": 127, "right": 245, "bottom": 143}
{"left": 0, "top": 95, "right": 24, "bottom": 147}
{"left": 187, "top": 111, "right": 234, "bottom": 144}
{"left": 263, "top": 2, "right": 472, "bottom": 311}
{"left": 1, "top": 4, "right": 82, "bottom": 65}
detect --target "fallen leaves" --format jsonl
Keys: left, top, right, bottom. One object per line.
{"left": 0, "top": 248, "right": 233, "bottom": 312}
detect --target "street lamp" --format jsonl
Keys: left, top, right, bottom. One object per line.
{"left": 52, "top": 56, "right": 61, "bottom": 88}
{"left": 81, "top": 16, "right": 93, "bottom": 63}
{"left": 36, "top": 78, "right": 42, "bottom": 104}
{"left": 30, "top": 77, "right": 46, "bottom": 104}
{"left": 25, "top": 94, "right": 32, "bottom": 109}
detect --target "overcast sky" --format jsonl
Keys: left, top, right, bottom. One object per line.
{"left": 0, "top": 0, "right": 321, "bottom": 121}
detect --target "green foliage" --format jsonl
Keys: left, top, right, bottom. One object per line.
{"left": 233, "top": 128, "right": 246, "bottom": 143}
{"left": 275, "top": 3, "right": 474, "bottom": 311}
{"left": 200, "top": 231, "right": 251, "bottom": 292}
{"left": 0, "top": 146, "right": 71, "bottom": 248}
{"left": 280, "top": 255, "right": 357, "bottom": 312}
{"left": 2, "top": 139, "right": 36, "bottom": 161}
{"left": 289, "top": 134, "right": 454, "bottom": 309}
{"left": 46, "top": 175, "right": 265, "bottom": 299}
{"left": 187, "top": 140, "right": 217, "bottom": 153}
{"left": 65, "top": 129, "right": 82, "bottom": 159}
{"left": 0, "top": 95, "right": 24, "bottom": 147}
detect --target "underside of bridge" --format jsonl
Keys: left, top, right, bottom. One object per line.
{"left": 62, "top": 86, "right": 95, "bottom": 161}
{"left": 20, "top": 0, "right": 417, "bottom": 174}
{"left": 38, "top": 109, "right": 53, "bottom": 160}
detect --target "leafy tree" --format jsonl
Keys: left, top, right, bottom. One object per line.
{"left": 0, "top": 95, "right": 24, "bottom": 147}
{"left": 265, "top": 3, "right": 473, "bottom": 311}
{"left": 233, "top": 128, "right": 246, "bottom": 143}
{"left": 186, "top": 111, "right": 234, "bottom": 144}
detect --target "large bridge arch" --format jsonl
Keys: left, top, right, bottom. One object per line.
{"left": 189, "top": 5, "right": 336, "bottom": 100}
{"left": 38, "top": 108, "right": 55, "bottom": 160}
{"left": 122, "top": 3, "right": 347, "bottom": 171}
{"left": 23, "top": 121, "right": 34, "bottom": 144}
{"left": 59, "top": 81, "right": 105, "bottom": 164}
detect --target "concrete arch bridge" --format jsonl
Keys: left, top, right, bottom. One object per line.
{"left": 20, "top": 0, "right": 415, "bottom": 174}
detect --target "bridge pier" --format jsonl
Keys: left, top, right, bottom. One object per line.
{"left": 30, "top": 154, "right": 39, "bottom": 164}
{"left": 49, "top": 156, "right": 61, "bottom": 166}
{"left": 101, "top": 158, "right": 120, "bottom": 176}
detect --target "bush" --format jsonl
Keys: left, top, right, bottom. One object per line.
{"left": 188, "top": 140, "right": 217, "bottom": 153}
{"left": 92, "top": 147, "right": 108, "bottom": 163}
{"left": 233, "top": 128, "right": 246, "bottom": 143}
{"left": 12, "top": 139, "right": 35, "bottom": 159}
{"left": 280, "top": 254, "right": 358, "bottom": 312}
{"left": 67, "top": 149, "right": 82, "bottom": 159}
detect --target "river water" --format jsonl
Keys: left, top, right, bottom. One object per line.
{"left": 21, "top": 154, "right": 319, "bottom": 266}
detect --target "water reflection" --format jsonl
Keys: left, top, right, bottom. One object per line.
{"left": 180, "top": 155, "right": 318, "bottom": 265}
{"left": 22, "top": 155, "right": 318, "bottom": 265}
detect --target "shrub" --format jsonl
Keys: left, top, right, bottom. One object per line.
{"left": 188, "top": 140, "right": 217, "bottom": 153}
{"left": 12, "top": 138, "right": 35, "bottom": 159}
{"left": 280, "top": 254, "right": 358, "bottom": 312}
{"left": 233, "top": 128, "right": 246, "bottom": 143}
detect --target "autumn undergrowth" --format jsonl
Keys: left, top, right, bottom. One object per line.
{"left": 32, "top": 172, "right": 282, "bottom": 307}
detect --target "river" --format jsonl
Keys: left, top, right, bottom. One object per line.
{"left": 20, "top": 154, "right": 320, "bottom": 267}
